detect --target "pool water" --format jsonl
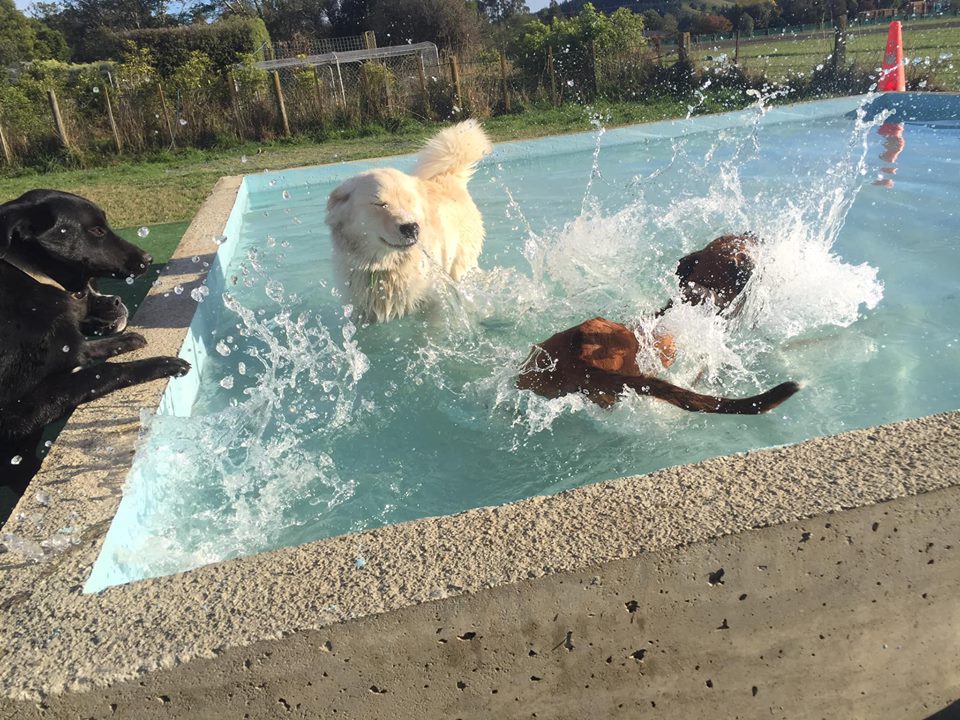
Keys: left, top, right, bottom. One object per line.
{"left": 86, "top": 94, "right": 960, "bottom": 591}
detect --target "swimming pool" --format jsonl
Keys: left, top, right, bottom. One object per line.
{"left": 85, "top": 93, "right": 960, "bottom": 592}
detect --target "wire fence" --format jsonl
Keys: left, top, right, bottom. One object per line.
{"left": 0, "top": 19, "right": 956, "bottom": 168}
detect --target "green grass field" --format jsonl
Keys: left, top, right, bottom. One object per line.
{"left": 694, "top": 20, "right": 960, "bottom": 89}
{"left": 0, "top": 97, "right": 741, "bottom": 227}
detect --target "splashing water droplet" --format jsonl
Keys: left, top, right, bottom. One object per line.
{"left": 35, "top": 492, "right": 50, "bottom": 506}
{"left": 173, "top": 285, "right": 184, "bottom": 295}
{"left": 213, "top": 234, "right": 227, "bottom": 246}
{"left": 266, "top": 235, "right": 276, "bottom": 247}
{"left": 216, "top": 340, "right": 232, "bottom": 357}
{"left": 237, "top": 361, "right": 246, "bottom": 375}
{"left": 265, "top": 280, "right": 284, "bottom": 303}
{"left": 282, "top": 190, "right": 291, "bottom": 200}
{"left": 137, "top": 226, "right": 149, "bottom": 238}
{"left": 62, "top": 345, "right": 70, "bottom": 353}
{"left": 241, "top": 155, "right": 249, "bottom": 163}
{"left": 191, "top": 286, "right": 210, "bottom": 303}
{"left": 125, "top": 276, "right": 135, "bottom": 285}
{"left": 179, "top": 118, "right": 188, "bottom": 126}
{"left": 219, "top": 375, "right": 235, "bottom": 389}
{"left": 268, "top": 179, "right": 277, "bottom": 187}
{"left": 10, "top": 455, "right": 22, "bottom": 465}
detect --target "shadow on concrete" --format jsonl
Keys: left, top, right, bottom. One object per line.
{"left": 925, "top": 699, "right": 960, "bottom": 719}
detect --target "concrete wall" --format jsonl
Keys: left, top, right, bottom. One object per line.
{"left": 4, "top": 484, "right": 959, "bottom": 719}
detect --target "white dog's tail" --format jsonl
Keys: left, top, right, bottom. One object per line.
{"left": 413, "top": 119, "right": 492, "bottom": 183}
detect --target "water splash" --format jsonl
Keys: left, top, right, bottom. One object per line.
{"left": 102, "top": 100, "right": 896, "bottom": 583}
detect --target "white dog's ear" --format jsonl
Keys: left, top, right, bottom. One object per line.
{"left": 327, "top": 185, "right": 352, "bottom": 210}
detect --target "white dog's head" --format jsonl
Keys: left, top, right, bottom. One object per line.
{"left": 325, "top": 168, "right": 426, "bottom": 267}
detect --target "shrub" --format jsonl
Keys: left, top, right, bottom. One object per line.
{"left": 103, "top": 17, "right": 271, "bottom": 78}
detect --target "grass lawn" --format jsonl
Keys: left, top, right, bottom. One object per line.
{"left": 694, "top": 20, "right": 960, "bottom": 89}
{"left": 0, "top": 97, "right": 748, "bottom": 228}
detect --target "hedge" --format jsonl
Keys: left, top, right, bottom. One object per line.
{"left": 102, "top": 17, "right": 272, "bottom": 78}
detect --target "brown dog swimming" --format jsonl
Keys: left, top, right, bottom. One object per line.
{"left": 658, "top": 233, "right": 759, "bottom": 316}
{"left": 516, "top": 317, "right": 798, "bottom": 413}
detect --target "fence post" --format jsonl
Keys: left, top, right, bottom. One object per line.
{"left": 499, "top": 50, "right": 511, "bottom": 113}
{"left": 449, "top": 55, "right": 463, "bottom": 111}
{"left": 333, "top": 55, "right": 347, "bottom": 108}
{"left": 833, "top": 13, "right": 848, "bottom": 68}
{"left": 677, "top": 32, "right": 692, "bottom": 64}
{"left": 312, "top": 66, "right": 325, "bottom": 118}
{"left": 417, "top": 55, "right": 431, "bottom": 117}
{"left": 547, "top": 46, "right": 558, "bottom": 106}
{"left": 362, "top": 31, "right": 377, "bottom": 50}
{"left": 271, "top": 71, "right": 291, "bottom": 137}
{"left": 227, "top": 74, "right": 245, "bottom": 140}
{"left": 156, "top": 83, "right": 176, "bottom": 148}
{"left": 46, "top": 89, "right": 71, "bottom": 151}
{"left": 0, "top": 124, "right": 13, "bottom": 165}
{"left": 653, "top": 36, "right": 662, "bottom": 66}
{"left": 102, "top": 85, "right": 122, "bottom": 154}
{"left": 590, "top": 40, "right": 600, "bottom": 97}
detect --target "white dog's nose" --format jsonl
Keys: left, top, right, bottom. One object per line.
{"left": 398, "top": 222, "right": 419, "bottom": 241}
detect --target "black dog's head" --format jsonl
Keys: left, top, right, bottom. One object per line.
{"left": 76, "top": 283, "right": 130, "bottom": 336}
{"left": 0, "top": 190, "right": 153, "bottom": 293}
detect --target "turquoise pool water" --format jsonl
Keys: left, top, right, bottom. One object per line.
{"left": 87, "top": 94, "right": 960, "bottom": 591}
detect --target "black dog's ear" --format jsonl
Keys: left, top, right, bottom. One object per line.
{"left": 0, "top": 200, "right": 56, "bottom": 258}
{"left": 0, "top": 208, "right": 25, "bottom": 259}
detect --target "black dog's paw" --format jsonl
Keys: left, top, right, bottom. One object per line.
{"left": 140, "top": 356, "right": 191, "bottom": 380}
{"left": 163, "top": 357, "right": 192, "bottom": 378}
{"left": 117, "top": 332, "right": 148, "bottom": 353}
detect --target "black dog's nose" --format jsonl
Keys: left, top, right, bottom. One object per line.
{"left": 398, "top": 223, "right": 419, "bottom": 240}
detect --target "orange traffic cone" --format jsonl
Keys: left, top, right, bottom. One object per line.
{"left": 878, "top": 21, "right": 905, "bottom": 92}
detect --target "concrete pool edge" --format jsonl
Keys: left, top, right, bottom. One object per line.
{"left": 1, "top": 403, "right": 959, "bottom": 702}
{"left": 2, "top": 95, "right": 960, "bottom": 707}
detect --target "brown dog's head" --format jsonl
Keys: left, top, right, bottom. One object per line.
{"left": 676, "top": 233, "right": 758, "bottom": 312}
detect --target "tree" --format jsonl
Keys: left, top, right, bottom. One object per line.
{"left": 201, "top": 0, "right": 336, "bottom": 43}
{"left": 478, "top": 0, "right": 528, "bottom": 23}
{"left": 692, "top": 13, "right": 732, "bottom": 33}
{"left": 737, "top": 11, "right": 753, "bottom": 34}
{"left": 31, "top": 18, "right": 70, "bottom": 58}
{"left": 327, "top": 0, "right": 369, "bottom": 36}
{"left": 0, "top": 0, "right": 37, "bottom": 65}
{"left": 28, "top": 0, "right": 178, "bottom": 60}
{"left": 368, "top": 0, "right": 484, "bottom": 51}
{"left": 641, "top": 8, "right": 664, "bottom": 30}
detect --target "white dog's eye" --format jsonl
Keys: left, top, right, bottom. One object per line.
{"left": 371, "top": 201, "right": 388, "bottom": 208}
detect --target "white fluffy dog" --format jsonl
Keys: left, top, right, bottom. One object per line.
{"left": 324, "top": 119, "right": 493, "bottom": 323}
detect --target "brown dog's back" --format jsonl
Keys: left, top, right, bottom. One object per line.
{"left": 516, "top": 317, "right": 798, "bottom": 414}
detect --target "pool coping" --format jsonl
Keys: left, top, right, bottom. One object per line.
{"left": 1, "top": 92, "right": 959, "bottom": 702}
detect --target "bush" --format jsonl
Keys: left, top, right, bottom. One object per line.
{"left": 102, "top": 18, "right": 271, "bottom": 78}
{"left": 512, "top": 3, "right": 646, "bottom": 97}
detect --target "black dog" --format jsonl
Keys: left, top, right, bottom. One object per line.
{"left": 0, "top": 189, "right": 153, "bottom": 293}
{"left": 0, "top": 262, "right": 189, "bottom": 491}
{"left": 1, "top": 189, "right": 185, "bottom": 491}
